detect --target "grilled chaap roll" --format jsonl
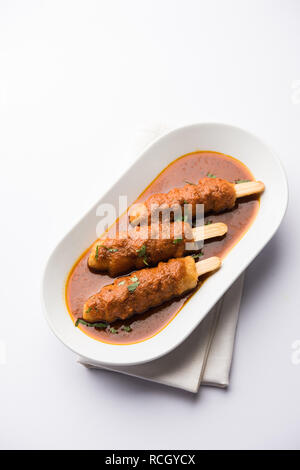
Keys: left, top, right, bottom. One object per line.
{"left": 129, "top": 177, "right": 264, "bottom": 225}
{"left": 83, "top": 256, "right": 221, "bottom": 324}
{"left": 88, "top": 221, "right": 227, "bottom": 276}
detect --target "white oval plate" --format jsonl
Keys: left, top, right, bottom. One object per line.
{"left": 42, "top": 123, "right": 288, "bottom": 366}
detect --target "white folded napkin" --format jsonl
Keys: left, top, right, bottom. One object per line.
{"left": 78, "top": 273, "right": 244, "bottom": 393}
{"left": 78, "top": 125, "right": 244, "bottom": 392}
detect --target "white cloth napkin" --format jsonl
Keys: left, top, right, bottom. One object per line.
{"left": 78, "top": 125, "right": 244, "bottom": 393}
{"left": 78, "top": 273, "right": 244, "bottom": 393}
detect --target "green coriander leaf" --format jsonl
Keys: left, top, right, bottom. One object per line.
{"left": 109, "top": 327, "right": 118, "bottom": 334}
{"left": 98, "top": 245, "right": 118, "bottom": 253}
{"left": 122, "top": 325, "right": 132, "bottom": 332}
{"left": 118, "top": 280, "right": 126, "bottom": 286}
{"left": 191, "top": 251, "right": 204, "bottom": 259}
{"left": 95, "top": 245, "right": 99, "bottom": 260}
{"left": 173, "top": 237, "right": 183, "bottom": 244}
{"left": 143, "top": 257, "right": 149, "bottom": 266}
{"left": 207, "top": 172, "right": 216, "bottom": 178}
{"left": 130, "top": 275, "right": 139, "bottom": 282}
{"left": 75, "top": 318, "right": 108, "bottom": 329}
{"left": 128, "top": 281, "right": 139, "bottom": 293}
{"left": 136, "top": 244, "right": 146, "bottom": 257}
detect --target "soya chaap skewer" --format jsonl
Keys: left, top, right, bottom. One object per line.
{"left": 88, "top": 221, "right": 227, "bottom": 276}
{"left": 82, "top": 256, "right": 221, "bottom": 324}
{"left": 129, "top": 177, "right": 265, "bottom": 225}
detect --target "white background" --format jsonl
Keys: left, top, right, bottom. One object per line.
{"left": 0, "top": 0, "right": 299, "bottom": 450}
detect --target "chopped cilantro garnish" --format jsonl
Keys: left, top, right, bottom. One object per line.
{"left": 136, "top": 245, "right": 149, "bottom": 265}
{"left": 173, "top": 238, "right": 183, "bottom": 244}
{"left": 122, "top": 325, "right": 132, "bottom": 332}
{"left": 128, "top": 280, "right": 139, "bottom": 293}
{"left": 127, "top": 275, "right": 140, "bottom": 293}
{"left": 207, "top": 172, "right": 216, "bottom": 178}
{"left": 191, "top": 251, "right": 204, "bottom": 260}
{"left": 109, "top": 327, "right": 118, "bottom": 334}
{"left": 75, "top": 318, "right": 108, "bottom": 329}
{"left": 136, "top": 244, "right": 146, "bottom": 257}
{"left": 98, "top": 245, "right": 118, "bottom": 253}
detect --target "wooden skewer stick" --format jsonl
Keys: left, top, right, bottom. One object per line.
{"left": 192, "top": 222, "right": 227, "bottom": 242}
{"left": 234, "top": 181, "right": 265, "bottom": 198}
{"left": 196, "top": 256, "right": 221, "bottom": 277}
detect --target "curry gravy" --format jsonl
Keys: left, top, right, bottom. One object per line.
{"left": 66, "top": 151, "right": 259, "bottom": 344}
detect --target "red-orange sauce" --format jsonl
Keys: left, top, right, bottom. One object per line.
{"left": 66, "top": 151, "right": 259, "bottom": 344}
